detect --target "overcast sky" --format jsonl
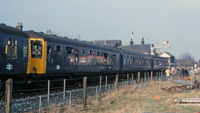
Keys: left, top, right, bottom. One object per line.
{"left": 1, "top": 0, "right": 200, "bottom": 60}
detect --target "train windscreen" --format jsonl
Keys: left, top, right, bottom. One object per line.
{"left": 31, "top": 40, "right": 43, "bottom": 58}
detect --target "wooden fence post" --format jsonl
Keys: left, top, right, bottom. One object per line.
{"left": 39, "top": 95, "right": 41, "bottom": 113}
{"left": 99, "top": 76, "right": 102, "bottom": 94}
{"left": 131, "top": 73, "right": 133, "bottom": 85}
{"left": 83, "top": 76, "right": 87, "bottom": 108}
{"left": 63, "top": 79, "right": 66, "bottom": 100}
{"left": 138, "top": 72, "right": 140, "bottom": 85}
{"left": 144, "top": 72, "right": 146, "bottom": 82}
{"left": 171, "top": 72, "right": 173, "bottom": 81}
{"left": 127, "top": 74, "right": 129, "bottom": 86}
{"left": 48, "top": 80, "right": 50, "bottom": 104}
{"left": 151, "top": 71, "right": 153, "bottom": 82}
{"left": 105, "top": 76, "right": 107, "bottom": 91}
{"left": 5, "top": 78, "right": 13, "bottom": 113}
{"left": 126, "top": 74, "right": 129, "bottom": 92}
{"left": 156, "top": 72, "right": 159, "bottom": 81}
{"left": 69, "top": 92, "right": 71, "bottom": 108}
{"left": 115, "top": 74, "right": 119, "bottom": 91}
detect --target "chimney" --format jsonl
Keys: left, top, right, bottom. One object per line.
{"left": 130, "top": 38, "right": 133, "bottom": 45}
{"left": 117, "top": 40, "right": 121, "bottom": 47}
{"left": 104, "top": 39, "right": 107, "bottom": 45}
{"left": 16, "top": 22, "right": 23, "bottom": 31}
{"left": 130, "top": 32, "right": 134, "bottom": 45}
{"left": 46, "top": 29, "right": 52, "bottom": 35}
{"left": 141, "top": 37, "right": 144, "bottom": 45}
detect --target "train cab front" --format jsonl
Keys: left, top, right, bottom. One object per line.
{"left": 27, "top": 38, "right": 47, "bottom": 75}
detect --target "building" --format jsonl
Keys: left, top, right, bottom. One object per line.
{"left": 89, "top": 37, "right": 175, "bottom": 67}
{"left": 159, "top": 52, "right": 175, "bottom": 67}
{"left": 89, "top": 40, "right": 122, "bottom": 48}
{"left": 118, "top": 38, "right": 157, "bottom": 55}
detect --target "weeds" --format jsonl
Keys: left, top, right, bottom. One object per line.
{"left": 36, "top": 78, "right": 200, "bottom": 113}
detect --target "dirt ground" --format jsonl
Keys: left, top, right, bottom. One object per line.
{"left": 37, "top": 75, "right": 200, "bottom": 113}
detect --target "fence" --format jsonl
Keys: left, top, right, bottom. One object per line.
{"left": 0, "top": 70, "right": 176, "bottom": 113}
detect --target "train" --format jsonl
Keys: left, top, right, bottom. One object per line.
{"left": 0, "top": 23, "right": 169, "bottom": 81}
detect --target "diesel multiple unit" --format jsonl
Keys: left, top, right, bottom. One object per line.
{"left": 0, "top": 24, "right": 169, "bottom": 80}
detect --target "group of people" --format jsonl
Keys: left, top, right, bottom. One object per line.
{"left": 165, "top": 66, "right": 198, "bottom": 85}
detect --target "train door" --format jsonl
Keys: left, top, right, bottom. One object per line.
{"left": 27, "top": 38, "right": 47, "bottom": 74}
{"left": 75, "top": 48, "right": 79, "bottom": 64}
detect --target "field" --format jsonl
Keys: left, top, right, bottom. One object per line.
{"left": 37, "top": 76, "right": 200, "bottom": 113}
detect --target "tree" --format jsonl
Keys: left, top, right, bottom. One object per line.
{"left": 179, "top": 53, "right": 195, "bottom": 67}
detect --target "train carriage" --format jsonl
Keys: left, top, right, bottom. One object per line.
{"left": 0, "top": 23, "right": 169, "bottom": 82}
{"left": 0, "top": 24, "right": 29, "bottom": 77}
{"left": 153, "top": 56, "right": 169, "bottom": 70}
{"left": 25, "top": 31, "right": 121, "bottom": 75}
{"left": 120, "top": 50, "right": 152, "bottom": 72}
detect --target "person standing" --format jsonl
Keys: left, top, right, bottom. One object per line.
{"left": 182, "top": 66, "right": 185, "bottom": 78}
{"left": 173, "top": 67, "right": 178, "bottom": 80}
{"left": 165, "top": 68, "right": 170, "bottom": 80}
{"left": 179, "top": 67, "right": 182, "bottom": 78}
{"left": 189, "top": 66, "right": 196, "bottom": 86}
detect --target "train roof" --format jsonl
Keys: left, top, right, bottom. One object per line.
{"left": 121, "top": 49, "right": 168, "bottom": 60}
{"left": 25, "top": 30, "right": 120, "bottom": 53}
{"left": 0, "top": 24, "right": 29, "bottom": 38}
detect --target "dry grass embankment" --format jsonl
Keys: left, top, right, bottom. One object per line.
{"left": 38, "top": 76, "right": 200, "bottom": 113}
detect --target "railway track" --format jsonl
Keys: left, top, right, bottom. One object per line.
{"left": 0, "top": 70, "right": 163, "bottom": 101}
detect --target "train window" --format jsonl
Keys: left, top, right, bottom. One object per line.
{"left": 88, "top": 50, "right": 95, "bottom": 64}
{"left": 130, "top": 56, "right": 132, "bottom": 64}
{"left": 82, "top": 49, "right": 85, "bottom": 55}
{"left": 75, "top": 49, "right": 79, "bottom": 64}
{"left": 23, "top": 44, "right": 28, "bottom": 58}
{"left": 47, "top": 46, "right": 51, "bottom": 59}
{"left": 144, "top": 58, "right": 146, "bottom": 65}
{"left": 89, "top": 50, "right": 93, "bottom": 55}
{"left": 4, "top": 38, "right": 18, "bottom": 59}
{"left": 139, "top": 57, "right": 141, "bottom": 65}
{"left": 66, "top": 47, "right": 73, "bottom": 54}
{"left": 97, "top": 51, "right": 100, "bottom": 56}
{"left": 146, "top": 59, "right": 148, "bottom": 65}
{"left": 133, "top": 57, "right": 135, "bottom": 64}
{"left": 124, "top": 55, "right": 126, "bottom": 65}
{"left": 54, "top": 45, "right": 62, "bottom": 62}
{"left": 56, "top": 45, "right": 62, "bottom": 51}
{"left": 100, "top": 52, "right": 104, "bottom": 64}
{"left": 95, "top": 51, "right": 100, "bottom": 64}
{"left": 31, "top": 40, "right": 42, "bottom": 58}
{"left": 142, "top": 58, "right": 144, "bottom": 64}
{"left": 111, "top": 54, "right": 116, "bottom": 64}
{"left": 104, "top": 53, "right": 108, "bottom": 64}
{"left": 126, "top": 56, "right": 129, "bottom": 64}
{"left": 158, "top": 60, "right": 161, "bottom": 65}
{"left": 80, "top": 49, "right": 87, "bottom": 64}
{"left": 66, "top": 46, "right": 73, "bottom": 63}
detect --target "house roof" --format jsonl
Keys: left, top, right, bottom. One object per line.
{"left": 88, "top": 40, "right": 121, "bottom": 48}
{"left": 118, "top": 44, "right": 152, "bottom": 54}
{"left": 161, "top": 52, "right": 174, "bottom": 57}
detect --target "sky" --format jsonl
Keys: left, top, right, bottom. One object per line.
{"left": 1, "top": 0, "right": 200, "bottom": 60}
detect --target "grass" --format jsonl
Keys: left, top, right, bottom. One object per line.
{"left": 32, "top": 76, "right": 200, "bottom": 113}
